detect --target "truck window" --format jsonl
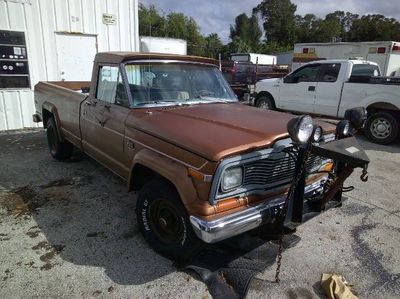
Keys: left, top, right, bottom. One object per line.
{"left": 96, "top": 65, "right": 129, "bottom": 107}
{"left": 351, "top": 64, "right": 380, "bottom": 77}
{"left": 124, "top": 63, "right": 236, "bottom": 107}
{"left": 292, "top": 64, "right": 320, "bottom": 82}
{"left": 320, "top": 63, "right": 341, "bottom": 82}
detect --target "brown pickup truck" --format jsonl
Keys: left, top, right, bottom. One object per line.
{"left": 33, "top": 52, "right": 369, "bottom": 260}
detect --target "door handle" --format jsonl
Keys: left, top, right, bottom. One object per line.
{"left": 308, "top": 86, "right": 316, "bottom": 91}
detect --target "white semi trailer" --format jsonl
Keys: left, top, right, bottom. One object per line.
{"left": 293, "top": 41, "right": 400, "bottom": 76}
{"left": 231, "top": 53, "right": 277, "bottom": 65}
{"left": 140, "top": 36, "right": 187, "bottom": 55}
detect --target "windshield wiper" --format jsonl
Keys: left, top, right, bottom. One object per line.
{"left": 191, "top": 96, "right": 232, "bottom": 103}
{"left": 135, "top": 100, "right": 180, "bottom": 106}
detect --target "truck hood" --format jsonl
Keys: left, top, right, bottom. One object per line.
{"left": 132, "top": 103, "right": 335, "bottom": 162}
{"left": 256, "top": 78, "right": 281, "bottom": 91}
{"left": 259, "top": 78, "right": 281, "bottom": 84}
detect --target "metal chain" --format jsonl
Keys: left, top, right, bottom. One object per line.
{"left": 274, "top": 144, "right": 313, "bottom": 283}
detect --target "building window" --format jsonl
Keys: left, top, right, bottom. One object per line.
{"left": 0, "top": 30, "right": 31, "bottom": 89}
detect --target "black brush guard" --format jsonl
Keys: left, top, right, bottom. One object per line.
{"left": 285, "top": 136, "right": 369, "bottom": 226}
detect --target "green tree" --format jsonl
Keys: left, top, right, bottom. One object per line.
{"left": 294, "top": 14, "right": 319, "bottom": 43}
{"left": 323, "top": 11, "right": 359, "bottom": 41}
{"left": 253, "top": 0, "right": 297, "bottom": 46}
{"left": 138, "top": 3, "right": 166, "bottom": 37}
{"left": 229, "top": 36, "right": 253, "bottom": 53}
{"left": 348, "top": 14, "right": 400, "bottom": 41}
{"left": 230, "top": 13, "right": 262, "bottom": 49}
{"left": 203, "top": 33, "right": 224, "bottom": 59}
{"left": 138, "top": 4, "right": 207, "bottom": 56}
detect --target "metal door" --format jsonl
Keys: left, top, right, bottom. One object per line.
{"left": 55, "top": 33, "right": 97, "bottom": 81}
{"left": 81, "top": 64, "right": 131, "bottom": 179}
{"left": 314, "top": 63, "right": 344, "bottom": 117}
{"left": 278, "top": 64, "right": 321, "bottom": 113}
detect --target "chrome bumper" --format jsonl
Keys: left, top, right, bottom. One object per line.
{"left": 190, "top": 179, "right": 325, "bottom": 243}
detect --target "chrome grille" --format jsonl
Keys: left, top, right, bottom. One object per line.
{"left": 242, "top": 152, "right": 329, "bottom": 189}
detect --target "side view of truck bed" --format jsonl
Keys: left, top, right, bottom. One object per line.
{"left": 34, "top": 81, "right": 89, "bottom": 147}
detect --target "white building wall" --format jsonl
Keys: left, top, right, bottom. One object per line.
{"left": 0, "top": 0, "right": 139, "bottom": 131}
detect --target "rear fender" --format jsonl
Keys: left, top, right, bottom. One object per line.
{"left": 42, "top": 102, "right": 64, "bottom": 141}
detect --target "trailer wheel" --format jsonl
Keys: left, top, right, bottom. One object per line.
{"left": 136, "top": 179, "right": 203, "bottom": 261}
{"left": 256, "top": 94, "right": 276, "bottom": 110}
{"left": 365, "top": 111, "right": 399, "bottom": 145}
{"left": 46, "top": 117, "right": 73, "bottom": 160}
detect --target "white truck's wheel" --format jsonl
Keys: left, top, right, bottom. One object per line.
{"left": 365, "top": 112, "right": 399, "bottom": 145}
{"left": 256, "top": 95, "right": 276, "bottom": 110}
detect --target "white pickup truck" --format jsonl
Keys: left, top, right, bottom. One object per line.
{"left": 254, "top": 59, "right": 400, "bottom": 144}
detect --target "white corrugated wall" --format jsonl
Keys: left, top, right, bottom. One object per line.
{"left": 0, "top": 0, "right": 139, "bottom": 131}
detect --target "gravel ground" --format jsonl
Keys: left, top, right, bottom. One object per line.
{"left": 0, "top": 129, "right": 399, "bottom": 298}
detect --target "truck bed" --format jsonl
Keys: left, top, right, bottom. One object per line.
{"left": 348, "top": 75, "right": 400, "bottom": 85}
{"left": 34, "top": 81, "right": 90, "bottom": 148}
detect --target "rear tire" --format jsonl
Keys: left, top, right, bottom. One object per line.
{"left": 256, "top": 94, "right": 276, "bottom": 110}
{"left": 136, "top": 179, "right": 203, "bottom": 261}
{"left": 364, "top": 111, "right": 399, "bottom": 145}
{"left": 46, "top": 117, "right": 73, "bottom": 161}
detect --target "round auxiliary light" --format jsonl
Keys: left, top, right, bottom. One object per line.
{"left": 312, "top": 125, "right": 323, "bottom": 142}
{"left": 287, "top": 115, "right": 314, "bottom": 144}
{"left": 344, "top": 107, "right": 367, "bottom": 130}
{"left": 336, "top": 119, "right": 350, "bottom": 138}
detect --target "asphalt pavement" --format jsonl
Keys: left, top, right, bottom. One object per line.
{"left": 0, "top": 129, "right": 399, "bottom": 298}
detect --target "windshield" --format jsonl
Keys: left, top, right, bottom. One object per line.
{"left": 124, "top": 62, "right": 237, "bottom": 107}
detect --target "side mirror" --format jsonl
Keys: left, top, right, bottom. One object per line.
{"left": 344, "top": 107, "right": 367, "bottom": 130}
{"left": 283, "top": 75, "right": 294, "bottom": 83}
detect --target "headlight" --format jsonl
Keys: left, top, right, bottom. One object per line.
{"left": 287, "top": 115, "right": 314, "bottom": 144}
{"left": 336, "top": 120, "right": 350, "bottom": 138}
{"left": 221, "top": 166, "right": 243, "bottom": 192}
{"left": 312, "top": 125, "right": 323, "bottom": 142}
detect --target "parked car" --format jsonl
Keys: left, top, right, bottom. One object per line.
{"left": 33, "top": 52, "right": 368, "bottom": 260}
{"left": 254, "top": 59, "right": 400, "bottom": 144}
{"left": 221, "top": 60, "right": 288, "bottom": 100}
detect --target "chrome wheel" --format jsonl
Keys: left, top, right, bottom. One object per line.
{"left": 259, "top": 100, "right": 271, "bottom": 109}
{"left": 371, "top": 117, "right": 391, "bottom": 139}
{"left": 256, "top": 96, "right": 275, "bottom": 110}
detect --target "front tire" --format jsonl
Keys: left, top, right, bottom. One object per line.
{"left": 46, "top": 117, "right": 73, "bottom": 161}
{"left": 256, "top": 94, "right": 276, "bottom": 110}
{"left": 136, "top": 179, "right": 202, "bottom": 261}
{"left": 365, "top": 111, "right": 399, "bottom": 145}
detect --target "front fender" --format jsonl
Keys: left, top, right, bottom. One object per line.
{"left": 129, "top": 148, "right": 199, "bottom": 210}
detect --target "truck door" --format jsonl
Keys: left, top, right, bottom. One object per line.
{"left": 313, "top": 63, "right": 343, "bottom": 117}
{"left": 277, "top": 63, "right": 321, "bottom": 113}
{"left": 81, "top": 64, "right": 131, "bottom": 179}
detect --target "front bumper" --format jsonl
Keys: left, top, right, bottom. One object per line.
{"left": 190, "top": 136, "right": 370, "bottom": 244}
{"left": 190, "top": 179, "right": 325, "bottom": 243}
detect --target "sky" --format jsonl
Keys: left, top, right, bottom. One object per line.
{"left": 140, "top": 0, "right": 400, "bottom": 42}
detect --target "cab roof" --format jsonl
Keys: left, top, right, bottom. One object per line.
{"left": 95, "top": 52, "right": 219, "bottom": 65}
